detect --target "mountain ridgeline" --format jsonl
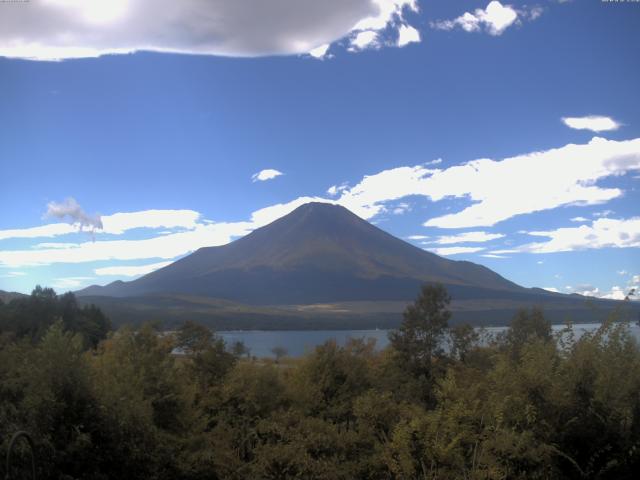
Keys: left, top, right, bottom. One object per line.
{"left": 79, "top": 203, "right": 521, "bottom": 302}
{"left": 77, "top": 202, "right": 634, "bottom": 328}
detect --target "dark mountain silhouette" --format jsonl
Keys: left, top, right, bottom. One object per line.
{"left": 78, "top": 202, "right": 526, "bottom": 303}
{"left": 76, "top": 202, "right": 636, "bottom": 328}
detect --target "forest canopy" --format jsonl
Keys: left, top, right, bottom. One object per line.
{"left": 1, "top": 285, "right": 640, "bottom": 479}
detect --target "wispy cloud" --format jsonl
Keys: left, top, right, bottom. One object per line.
{"left": 3, "top": 136, "right": 640, "bottom": 269}
{"left": 51, "top": 277, "right": 94, "bottom": 291}
{"left": 333, "top": 136, "right": 640, "bottom": 228}
{"left": 327, "top": 183, "right": 349, "bottom": 197}
{"left": 0, "top": 223, "right": 77, "bottom": 241}
{"left": 562, "top": 115, "right": 621, "bottom": 132}
{"left": 0, "top": 209, "right": 202, "bottom": 241}
{"left": 426, "top": 246, "right": 485, "bottom": 256}
{"left": 94, "top": 261, "right": 173, "bottom": 277}
{"left": 492, "top": 217, "right": 640, "bottom": 254}
{"left": 392, "top": 203, "right": 411, "bottom": 215}
{"left": 432, "top": 231, "right": 505, "bottom": 245}
{"left": 0, "top": 271, "right": 27, "bottom": 278}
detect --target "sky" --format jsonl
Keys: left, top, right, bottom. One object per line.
{"left": 0, "top": 0, "right": 639, "bottom": 300}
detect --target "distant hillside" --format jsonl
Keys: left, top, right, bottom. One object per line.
{"left": 0, "top": 290, "right": 27, "bottom": 303}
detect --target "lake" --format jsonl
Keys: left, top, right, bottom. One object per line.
{"left": 219, "top": 322, "right": 640, "bottom": 358}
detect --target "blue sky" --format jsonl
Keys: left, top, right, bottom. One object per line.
{"left": 0, "top": 0, "right": 638, "bottom": 299}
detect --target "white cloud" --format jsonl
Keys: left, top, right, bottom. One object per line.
{"left": 433, "top": 231, "right": 505, "bottom": 245}
{"left": 335, "top": 165, "right": 437, "bottom": 219}
{"left": 0, "top": 209, "right": 202, "bottom": 241}
{"left": 617, "top": 270, "right": 628, "bottom": 275}
{"left": 537, "top": 260, "right": 544, "bottom": 264}
{"left": 3, "top": 136, "right": 640, "bottom": 269}
{"left": 426, "top": 158, "right": 442, "bottom": 165}
{"left": 351, "top": 30, "right": 379, "bottom": 50}
{"left": 570, "top": 216, "right": 589, "bottom": 222}
{"left": 353, "top": 0, "right": 418, "bottom": 30}
{"left": 94, "top": 261, "right": 173, "bottom": 277}
{"left": 327, "top": 183, "right": 349, "bottom": 197}
{"left": 543, "top": 287, "right": 559, "bottom": 293}
{"left": 634, "top": 275, "right": 640, "bottom": 284}
{"left": 308, "top": 43, "right": 330, "bottom": 59}
{"left": 0, "top": 221, "right": 253, "bottom": 268}
{"left": 331, "top": 136, "right": 640, "bottom": 229}
{"left": 33, "top": 242, "right": 79, "bottom": 250}
{"left": 593, "top": 210, "right": 614, "bottom": 218}
{"left": 426, "top": 246, "right": 485, "bottom": 256}
{"left": 52, "top": 277, "right": 94, "bottom": 290}
{"left": 0, "top": 223, "right": 77, "bottom": 241}
{"left": 601, "top": 286, "right": 626, "bottom": 300}
{"left": 392, "top": 203, "right": 411, "bottom": 215}
{"left": 431, "top": 1, "right": 535, "bottom": 36}
{"left": 252, "top": 169, "right": 284, "bottom": 182}
{"left": 0, "top": 271, "right": 27, "bottom": 278}
{"left": 562, "top": 115, "right": 621, "bottom": 132}
{"left": 492, "top": 217, "right": 640, "bottom": 254}
{"left": 568, "top": 284, "right": 635, "bottom": 301}
{"left": 420, "top": 137, "right": 640, "bottom": 228}
{"left": 0, "top": 197, "right": 326, "bottom": 268}
{"left": 397, "top": 24, "right": 420, "bottom": 47}
{"left": 481, "top": 254, "right": 508, "bottom": 259}
{"left": 573, "top": 285, "right": 600, "bottom": 297}
{"left": 0, "top": 0, "right": 420, "bottom": 61}
{"left": 101, "top": 209, "right": 201, "bottom": 234}
{"left": 407, "top": 235, "right": 429, "bottom": 240}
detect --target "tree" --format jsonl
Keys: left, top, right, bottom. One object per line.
{"left": 390, "top": 284, "right": 451, "bottom": 372}
{"left": 449, "top": 323, "right": 479, "bottom": 362}
{"left": 271, "top": 346, "right": 288, "bottom": 363}
{"left": 0, "top": 287, "right": 110, "bottom": 347}
{"left": 505, "top": 307, "right": 552, "bottom": 357}
{"left": 176, "top": 320, "right": 236, "bottom": 389}
{"left": 231, "top": 340, "right": 250, "bottom": 358}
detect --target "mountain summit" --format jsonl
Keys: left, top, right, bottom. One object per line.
{"left": 78, "top": 202, "right": 522, "bottom": 304}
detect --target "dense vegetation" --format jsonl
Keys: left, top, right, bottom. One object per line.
{"left": 1, "top": 285, "right": 640, "bottom": 479}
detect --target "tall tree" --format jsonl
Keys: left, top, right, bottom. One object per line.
{"left": 389, "top": 283, "right": 451, "bottom": 403}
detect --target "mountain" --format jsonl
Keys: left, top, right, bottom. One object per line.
{"left": 78, "top": 202, "right": 523, "bottom": 303}
{"left": 0, "top": 290, "right": 27, "bottom": 303}
{"left": 77, "top": 202, "right": 636, "bottom": 328}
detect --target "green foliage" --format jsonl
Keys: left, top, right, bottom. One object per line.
{"left": 505, "top": 306, "right": 553, "bottom": 353}
{"left": 449, "top": 323, "right": 480, "bottom": 362}
{"left": 388, "top": 283, "right": 451, "bottom": 404}
{"left": 0, "top": 286, "right": 111, "bottom": 347}
{"left": 2, "top": 286, "right": 640, "bottom": 479}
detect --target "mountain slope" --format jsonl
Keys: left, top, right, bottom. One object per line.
{"left": 0, "top": 290, "right": 28, "bottom": 303}
{"left": 78, "top": 202, "right": 523, "bottom": 304}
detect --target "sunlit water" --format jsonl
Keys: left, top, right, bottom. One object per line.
{"left": 218, "top": 323, "right": 640, "bottom": 358}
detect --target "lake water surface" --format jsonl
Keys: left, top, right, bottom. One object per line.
{"left": 219, "top": 323, "right": 640, "bottom": 358}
